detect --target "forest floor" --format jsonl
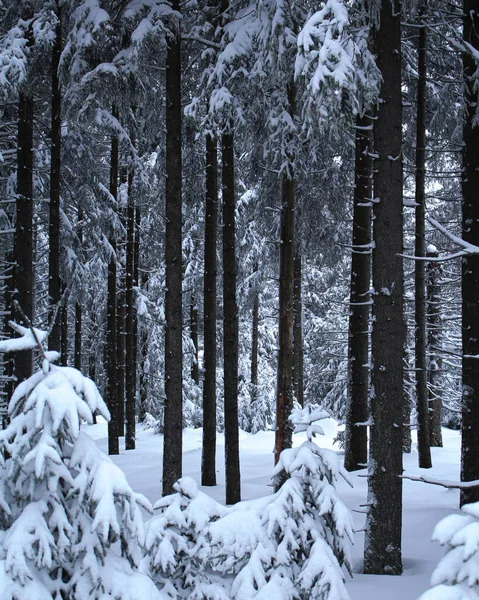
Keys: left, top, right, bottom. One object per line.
{"left": 84, "top": 418, "right": 461, "bottom": 600}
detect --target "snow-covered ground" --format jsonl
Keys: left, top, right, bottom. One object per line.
{"left": 84, "top": 419, "right": 461, "bottom": 600}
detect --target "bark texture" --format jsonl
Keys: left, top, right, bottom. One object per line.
{"left": 414, "top": 22, "right": 432, "bottom": 469}
{"left": 426, "top": 249, "right": 443, "bottom": 447}
{"left": 364, "top": 1, "right": 405, "bottom": 575}
{"left": 202, "top": 134, "right": 217, "bottom": 487}
{"left": 107, "top": 111, "right": 119, "bottom": 456}
{"left": 125, "top": 168, "right": 136, "bottom": 450}
{"left": 14, "top": 91, "right": 34, "bottom": 383}
{"left": 190, "top": 295, "right": 199, "bottom": 384}
{"left": 344, "top": 113, "right": 373, "bottom": 472}
{"left": 292, "top": 252, "right": 304, "bottom": 408}
{"left": 222, "top": 130, "right": 241, "bottom": 504}
{"left": 48, "top": 8, "right": 62, "bottom": 353}
{"left": 163, "top": 1, "right": 183, "bottom": 496}
{"left": 460, "top": 1, "right": 479, "bottom": 507}
{"left": 275, "top": 80, "right": 296, "bottom": 467}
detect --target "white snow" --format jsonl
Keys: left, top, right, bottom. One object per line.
{"left": 81, "top": 419, "right": 464, "bottom": 599}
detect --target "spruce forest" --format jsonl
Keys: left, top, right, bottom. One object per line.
{"left": 0, "top": 0, "right": 478, "bottom": 598}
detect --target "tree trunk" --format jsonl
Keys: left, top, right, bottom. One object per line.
{"left": 107, "top": 109, "right": 119, "bottom": 456}
{"left": 275, "top": 79, "right": 296, "bottom": 468}
{"left": 48, "top": 6, "right": 62, "bottom": 353}
{"left": 414, "top": 20, "right": 432, "bottom": 469}
{"left": 60, "top": 285, "right": 68, "bottom": 366}
{"left": 460, "top": 1, "right": 479, "bottom": 507}
{"left": 116, "top": 284, "right": 126, "bottom": 436}
{"left": 202, "top": 133, "right": 217, "bottom": 487}
{"left": 344, "top": 113, "right": 373, "bottom": 472}
{"left": 190, "top": 295, "right": 199, "bottom": 384}
{"left": 125, "top": 166, "right": 137, "bottom": 450}
{"left": 74, "top": 206, "right": 83, "bottom": 372}
{"left": 133, "top": 204, "right": 141, "bottom": 421}
{"left": 251, "top": 268, "right": 259, "bottom": 402}
{"left": 426, "top": 247, "right": 442, "bottom": 447}
{"left": 364, "top": 1, "right": 405, "bottom": 575}
{"left": 222, "top": 129, "right": 241, "bottom": 504}
{"left": 163, "top": 0, "right": 183, "bottom": 496}
{"left": 14, "top": 90, "right": 34, "bottom": 383}
{"left": 292, "top": 251, "right": 304, "bottom": 408}
{"left": 117, "top": 171, "right": 127, "bottom": 438}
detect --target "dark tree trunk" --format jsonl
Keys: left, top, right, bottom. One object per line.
{"left": 202, "top": 133, "right": 217, "bottom": 487}
{"left": 251, "top": 267, "right": 259, "bottom": 402}
{"left": 107, "top": 110, "right": 119, "bottom": 456}
{"left": 75, "top": 301, "right": 82, "bottom": 370}
{"left": 74, "top": 206, "right": 83, "bottom": 372}
{"left": 116, "top": 171, "right": 127, "bottom": 438}
{"left": 364, "top": 1, "right": 405, "bottom": 575}
{"left": 275, "top": 79, "right": 296, "bottom": 468}
{"left": 426, "top": 248, "right": 442, "bottom": 447}
{"left": 344, "top": 113, "right": 373, "bottom": 472}
{"left": 222, "top": 129, "right": 241, "bottom": 504}
{"left": 125, "top": 167, "right": 136, "bottom": 450}
{"left": 190, "top": 295, "right": 199, "bottom": 384}
{"left": 139, "top": 325, "right": 148, "bottom": 423}
{"left": 460, "top": 1, "right": 479, "bottom": 507}
{"left": 60, "top": 285, "right": 68, "bottom": 366}
{"left": 414, "top": 21, "right": 432, "bottom": 469}
{"left": 3, "top": 252, "right": 15, "bottom": 409}
{"left": 163, "top": 0, "right": 183, "bottom": 496}
{"left": 132, "top": 204, "right": 141, "bottom": 421}
{"left": 292, "top": 251, "right": 304, "bottom": 408}
{"left": 14, "top": 91, "right": 34, "bottom": 383}
{"left": 48, "top": 7, "right": 62, "bottom": 353}
{"left": 116, "top": 284, "right": 126, "bottom": 436}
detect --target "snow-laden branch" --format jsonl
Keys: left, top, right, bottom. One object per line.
{"left": 401, "top": 216, "right": 479, "bottom": 263}
{"left": 427, "top": 216, "right": 479, "bottom": 254}
{"left": 0, "top": 321, "right": 47, "bottom": 354}
{"left": 401, "top": 473, "right": 479, "bottom": 489}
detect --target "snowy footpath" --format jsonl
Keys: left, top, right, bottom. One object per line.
{"left": 84, "top": 419, "right": 461, "bottom": 600}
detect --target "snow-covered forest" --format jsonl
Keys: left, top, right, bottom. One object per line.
{"left": 0, "top": 0, "right": 478, "bottom": 598}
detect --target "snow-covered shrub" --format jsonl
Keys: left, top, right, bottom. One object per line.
{"left": 420, "top": 501, "right": 479, "bottom": 600}
{"left": 0, "top": 322, "right": 161, "bottom": 600}
{"left": 146, "top": 478, "right": 228, "bottom": 598}
{"left": 146, "top": 405, "right": 353, "bottom": 599}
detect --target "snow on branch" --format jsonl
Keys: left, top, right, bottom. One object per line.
{"left": 401, "top": 216, "right": 479, "bottom": 263}
{"left": 401, "top": 473, "right": 479, "bottom": 490}
{"left": 0, "top": 321, "right": 48, "bottom": 354}
{"left": 295, "top": 0, "right": 352, "bottom": 92}
{"left": 427, "top": 216, "right": 479, "bottom": 255}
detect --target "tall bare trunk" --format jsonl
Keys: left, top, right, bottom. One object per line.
{"left": 190, "top": 295, "right": 199, "bottom": 384}
{"left": 163, "top": 0, "right": 183, "bottom": 495}
{"left": 426, "top": 247, "right": 442, "bottom": 447}
{"left": 251, "top": 265, "right": 259, "bottom": 402}
{"left": 292, "top": 252, "right": 304, "bottom": 408}
{"left": 202, "top": 133, "right": 217, "bottom": 487}
{"left": 364, "top": 1, "right": 405, "bottom": 575}
{"left": 60, "top": 285, "right": 68, "bottom": 365}
{"left": 222, "top": 129, "right": 241, "bottom": 504}
{"left": 74, "top": 206, "right": 83, "bottom": 371}
{"left": 107, "top": 108, "right": 119, "bottom": 456}
{"left": 275, "top": 79, "right": 296, "bottom": 468}
{"left": 460, "top": 0, "right": 479, "bottom": 507}
{"left": 344, "top": 114, "right": 373, "bottom": 472}
{"left": 414, "top": 20, "right": 432, "bottom": 469}
{"left": 125, "top": 166, "right": 136, "bottom": 450}
{"left": 48, "top": 6, "right": 62, "bottom": 353}
{"left": 14, "top": 91, "right": 34, "bottom": 383}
